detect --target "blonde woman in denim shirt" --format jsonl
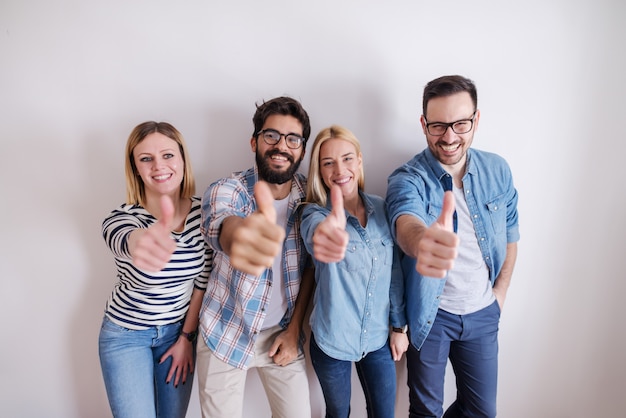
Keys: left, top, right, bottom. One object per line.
{"left": 300, "top": 125, "right": 408, "bottom": 418}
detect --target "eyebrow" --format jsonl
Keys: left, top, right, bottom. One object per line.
{"left": 321, "top": 151, "right": 356, "bottom": 161}
{"left": 263, "top": 128, "right": 304, "bottom": 136}
{"left": 137, "top": 148, "right": 177, "bottom": 156}
{"left": 426, "top": 111, "right": 476, "bottom": 124}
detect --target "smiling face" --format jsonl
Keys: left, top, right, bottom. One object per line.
{"left": 132, "top": 132, "right": 184, "bottom": 202}
{"left": 319, "top": 138, "right": 362, "bottom": 201}
{"left": 421, "top": 91, "right": 480, "bottom": 174}
{"left": 252, "top": 114, "right": 305, "bottom": 185}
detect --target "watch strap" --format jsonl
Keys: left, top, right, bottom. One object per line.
{"left": 180, "top": 330, "right": 198, "bottom": 342}
{"left": 392, "top": 325, "right": 408, "bottom": 334}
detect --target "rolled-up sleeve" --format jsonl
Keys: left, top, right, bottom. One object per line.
{"left": 201, "top": 178, "right": 253, "bottom": 252}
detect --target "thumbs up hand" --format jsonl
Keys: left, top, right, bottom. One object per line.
{"left": 311, "top": 185, "right": 349, "bottom": 263}
{"left": 229, "top": 181, "right": 286, "bottom": 276}
{"left": 416, "top": 191, "right": 460, "bottom": 278}
{"left": 129, "top": 195, "right": 178, "bottom": 272}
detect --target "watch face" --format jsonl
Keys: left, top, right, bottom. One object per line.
{"left": 184, "top": 331, "right": 198, "bottom": 341}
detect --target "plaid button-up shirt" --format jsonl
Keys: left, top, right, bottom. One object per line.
{"left": 199, "top": 166, "right": 308, "bottom": 369}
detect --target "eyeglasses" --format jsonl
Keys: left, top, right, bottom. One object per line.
{"left": 257, "top": 129, "right": 305, "bottom": 149}
{"left": 425, "top": 111, "right": 477, "bottom": 136}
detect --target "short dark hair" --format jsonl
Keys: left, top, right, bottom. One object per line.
{"left": 422, "top": 75, "right": 478, "bottom": 117}
{"left": 252, "top": 96, "right": 311, "bottom": 143}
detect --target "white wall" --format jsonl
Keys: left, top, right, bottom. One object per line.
{"left": 1, "top": 1, "right": 625, "bottom": 417}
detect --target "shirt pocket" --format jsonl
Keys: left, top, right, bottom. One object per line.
{"left": 486, "top": 195, "right": 506, "bottom": 234}
{"left": 426, "top": 202, "right": 442, "bottom": 225}
{"left": 339, "top": 240, "right": 369, "bottom": 273}
{"left": 381, "top": 237, "right": 394, "bottom": 266}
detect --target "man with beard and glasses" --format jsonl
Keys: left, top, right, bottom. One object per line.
{"left": 197, "top": 96, "right": 314, "bottom": 418}
{"left": 386, "top": 75, "right": 519, "bottom": 417}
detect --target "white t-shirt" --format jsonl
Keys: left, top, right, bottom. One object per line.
{"left": 439, "top": 185, "right": 495, "bottom": 315}
{"left": 261, "top": 196, "right": 289, "bottom": 329}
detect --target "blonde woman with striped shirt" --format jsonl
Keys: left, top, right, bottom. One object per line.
{"left": 99, "top": 121, "right": 212, "bottom": 418}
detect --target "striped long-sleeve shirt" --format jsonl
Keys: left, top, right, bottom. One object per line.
{"left": 102, "top": 196, "right": 212, "bottom": 330}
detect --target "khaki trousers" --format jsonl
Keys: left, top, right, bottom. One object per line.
{"left": 197, "top": 325, "right": 311, "bottom": 418}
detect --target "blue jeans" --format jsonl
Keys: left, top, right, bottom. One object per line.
{"left": 310, "top": 333, "right": 396, "bottom": 418}
{"left": 407, "top": 300, "right": 501, "bottom": 418}
{"left": 98, "top": 316, "right": 195, "bottom": 418}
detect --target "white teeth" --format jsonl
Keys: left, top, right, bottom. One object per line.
{"left": 441, "top": 144, "right": 460, "bottom": 152}
{"left": 154, "top": 174, "right": 171, "bottom": 180}
{"left": 271, "top": 155, "right": 287, "bottom": 161}
{"left": 334, "top": 177, "right": 350, "bottom": 185}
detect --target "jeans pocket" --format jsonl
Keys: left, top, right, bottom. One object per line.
{"left": 100, "top": 316, "right": 133, "bottom": 335}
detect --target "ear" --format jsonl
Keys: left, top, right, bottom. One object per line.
{"left": 250, "top": 136, "right": 257, "bottom": 152}
{"left": 473, "top": 109, "right": 481, "bottom": 131}
{"left": 420, "top": 115, "right": 427, "bottom": 135}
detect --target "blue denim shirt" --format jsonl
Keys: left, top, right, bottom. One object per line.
{"left": 301, "top": 191, "right": 406, "bottom": 361}
{"left": 386, "top": 148, "right": 520, "bottom": 350}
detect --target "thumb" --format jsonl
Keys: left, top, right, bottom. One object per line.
{"left": 267, "top": 339, "right": 280, "bottom": 357}
{"left": 159, "top": 195, "right": 175, "bottom": 231}
{"left": 329, "top": 185, "right": 346, "bottom": 228}
{"left": 437, "top": 191, "right": 456, "bottom": 231}
{"left": 254, "top": 181, "right": 276, "bottom": 224}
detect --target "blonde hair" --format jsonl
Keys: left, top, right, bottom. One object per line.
{"left": 305, "top": 125, "right": 364, "bottom": 206}
{"left": 124, "top": 121, "right": 195, "bottom": 206}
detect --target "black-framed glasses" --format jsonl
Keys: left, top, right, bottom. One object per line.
{"left": 425, "top": 111, "right": 477, "bottom": 136}
{"left": 257, "top": 129, "right": 305, "bottom": 149}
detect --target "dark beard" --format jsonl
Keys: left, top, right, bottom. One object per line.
{"left": 256, "top": 149, "right": 302, "bottom": 185}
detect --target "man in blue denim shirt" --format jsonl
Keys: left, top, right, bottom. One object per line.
{"left": 386, "top": 75, "right": 519, "bottom": 418}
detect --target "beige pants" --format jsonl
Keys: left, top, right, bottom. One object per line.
{"left": 197, "top": 325, "right": 311, "bottom": 418}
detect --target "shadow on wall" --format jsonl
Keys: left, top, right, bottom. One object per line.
{"left": 68, "top": 128, "right": 127, "bottom": 417}
{"left": 300, "top": 79, "right": 426, "bottom": 198}
{"left": 194, "top": 103, "right": 253, "bottom": 192}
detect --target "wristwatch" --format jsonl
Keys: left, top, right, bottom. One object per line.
{"left": 180, "top": 330, "right": 198, "bottom": 342}
{"left": 392, "top": 325, "right": 408, "bottom": 334}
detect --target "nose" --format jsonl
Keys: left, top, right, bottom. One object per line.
{"left": 152, "top": 156, "right": 165, "bottom": 169}
{"left": 440, "top": 126, "right": 457, "bottom": 142}
{"left": 274, "top": 135, "right": 290, "bottom": 150}
{"left": 333, "top": 161, "right": 345, "bottom": 175}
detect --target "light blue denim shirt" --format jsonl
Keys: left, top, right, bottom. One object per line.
{"left": 301, "top": 191, "right": 406, "bottom": 361}
{"left": 386, "top": 148, "right": 520, "bottom": 350}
